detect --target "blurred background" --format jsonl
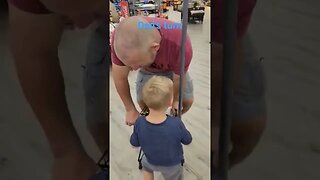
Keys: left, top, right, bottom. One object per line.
{"left": 228, "top": 0, "right": 320, "bottom": 179}
{"left": 0, "top": 1, "right": 101, "bottom": 179}
{"left": 1, "top": 0, "right": 320, "bottom": 179}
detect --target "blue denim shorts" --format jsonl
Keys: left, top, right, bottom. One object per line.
{"left": 135, "top": 71, "right": 194, "bottom": 103}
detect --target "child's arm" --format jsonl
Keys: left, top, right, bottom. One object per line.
{"left": 179, "top": 120, "right": 192, "bottom": 145}
{"left": 130, "top": 123, "right": 140, "bottom": 147}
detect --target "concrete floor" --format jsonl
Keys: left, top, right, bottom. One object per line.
{"left": 1, "top": 0, "right": 320, "bottom": 180}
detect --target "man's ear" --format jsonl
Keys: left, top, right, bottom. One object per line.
{"left": 151, "top": 42, "right": 160, "bottom": 52}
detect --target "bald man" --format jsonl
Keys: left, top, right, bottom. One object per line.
{"left": 111, "top": 16, "right": 194, "bottom": 126}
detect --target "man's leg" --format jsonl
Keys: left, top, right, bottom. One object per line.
{"left": 181, "top": 73, "right": 194, "bottom": 114}
{"left": 84, "top": 22, "right": 109, "bottom": 154}
{"left": 8, "top": 3, "right": 97, "bottom": 179}
{"left": 229, "top": 116, "right": 266, "bottom": 168}
{"left": 136, "top": 70, "right": 151, "bottom": 111}
{"left": 229, "top": 34, "right": 267, "bottom": 168}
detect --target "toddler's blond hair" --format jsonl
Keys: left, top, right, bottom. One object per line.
{"left": 142, "top": 76, "right": 173, "bottom": 110}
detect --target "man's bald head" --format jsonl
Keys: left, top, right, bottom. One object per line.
{"left": 113, "top": 16, "right": 161, "bottom": 70}
{"left": 114, "top": 16, "right": 153, "bottom": 53}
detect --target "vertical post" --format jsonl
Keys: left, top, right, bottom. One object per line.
{"left": 217, "top": 0, "right": 237, "bottom": 179}
{"left": 132, "top": 0, "right": 136, "bottom": 15}
{"left": 178, "top": 0, "right": 189, "bottom": 118}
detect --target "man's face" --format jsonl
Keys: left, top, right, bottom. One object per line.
{"left": 120, "top": 48, "right": 155, "bottom": 71}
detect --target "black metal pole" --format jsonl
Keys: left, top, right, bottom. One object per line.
{"left": 132, "top": 0, "right": 136, "bottom": 15}
{"left": 217, "top": 0, "right": 237, "bottom": 179}
{"left": 178, "top": 0, "right": 189, "bottom": 118}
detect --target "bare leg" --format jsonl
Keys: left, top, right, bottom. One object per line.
{"left": 8, "top": 3, "right": 97, "bottom": 179}
{"left": 143, "top": 170, "right": 154, "bottom": 180}
{"left": 181, "top": 98, "right": 194, "bottom": 114}
{"left": 229, "top": 115, "right": 266, "bottom": 168}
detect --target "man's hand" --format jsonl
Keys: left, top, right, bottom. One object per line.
{"left": 125, "top": 109, "right": 140, "bottom": 126}
{"left": 52, "top": 152, "right": 97, "bottom": 180}
{"left": 112, "top": 64, "right": 138, "bottom": 126}
{"left": 171, "top": 101, "right": 179, "bottom": 116}
{"left": 172, "top": 101, "right": 179, "bottom": 110}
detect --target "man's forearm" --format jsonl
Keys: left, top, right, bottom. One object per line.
{"left": 14, "top": 55, "right": 84, "bottom": 158}
{"left": 112, "top": 74, "right": 136, "bottom": 112}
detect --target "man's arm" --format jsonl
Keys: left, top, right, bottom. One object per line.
{"left": 8, "top": 5, "right": 97, "bottom": 179}
{"left": 111, "top": 64, "right": 136, "bottom": 112}
{"left": 172, "top": 36, "right": 192, "bottom": 112}
{"left": 8, "top": 4, "right": 84, "bottom": 158}
{"left": 173, "top": 73, "right": 187, "bottom": 103}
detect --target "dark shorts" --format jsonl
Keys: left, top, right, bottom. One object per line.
{"left": 7, "top": 0, "right": 51, "bottom": 14}
{"left": 135, "top": 70, "right": 194, "bottom": 103}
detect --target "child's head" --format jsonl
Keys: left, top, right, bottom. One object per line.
{"left": 142, "top": 76, "right": 173, "bottom": 111}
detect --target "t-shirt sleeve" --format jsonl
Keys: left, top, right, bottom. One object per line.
{"left": 130, "top": 120, "right": 140, "bottom": 147}
{"left": 212, "top": 0, "right": 257, "bottom": 44}
{"left": 172, "top": 35, "right": 193, "bottom": 75}
{"left": 178, "top": 119, "right": 192, "bottom": 145}
{"left": 110, "top": 30, "right": 125, "bottom": 66}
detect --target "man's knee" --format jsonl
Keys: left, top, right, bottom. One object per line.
{"left": 231, "top": 115, "right": 266, "bottom": 151}
{"left": 182, "top": 98, "right": 193, "bottom": 113}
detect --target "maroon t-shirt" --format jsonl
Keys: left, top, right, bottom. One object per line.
{"left": 111, "top": 17, "right": 193, "bottom": 75}
{"left": 213, "top": 0, "right": 257, "bottom": 43}
{"left": 7, "top": 0, "right": 51, "bottom": 14}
